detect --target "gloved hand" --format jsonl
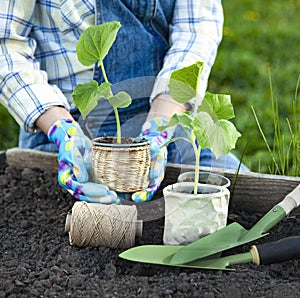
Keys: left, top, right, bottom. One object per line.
{"left": 131, "top": 117, "right": 175, "bottom": 202}
{"left": 48, "top": 119, "right": 120, "bottom": 204}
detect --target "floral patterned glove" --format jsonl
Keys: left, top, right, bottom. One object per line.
{"left": 48, "top": 119, "right": 120, "bottom": 204}
{"left": 131, "top": 117, "right": 175, "bottom": 202}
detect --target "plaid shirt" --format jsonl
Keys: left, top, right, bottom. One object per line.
{"left": 0, "top": 0, "right": 223, "bottom": 132}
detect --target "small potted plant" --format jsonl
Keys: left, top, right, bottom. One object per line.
{"left": 160, "top": 61, "right": 241, "bottom": 245}
{"left": 72, "top": 21, "right": 150, "bottom": 193}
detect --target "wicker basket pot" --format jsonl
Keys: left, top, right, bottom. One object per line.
{"left": 92, "top": 137, "right": 151, "bottom": 193}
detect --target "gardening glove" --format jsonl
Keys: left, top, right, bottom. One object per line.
{"left": 48, "top": 119, "right": 120, "bottom": 204}
{"left": 131, "top": 117, "right": 175, "bottom": 202}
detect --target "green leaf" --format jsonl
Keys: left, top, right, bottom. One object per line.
{"left": 72, "top": 81, "right": 112, "bottom": 119}
{"left": 108, "top": 91, "right": 132, "bottom": 109}
{"left": 76, "top": 21, "right": 121, "bottom": 66}
{"left": 72, "top": 81, "right": 99, "bottom": 119}
{"left": 170, "top": 112, "right": 193, "bottom": 129}
{"left": 168, "top": 61, "right": 204, "bottom": 104}
{"left": 97, "top": 82, "right": 112, "bottom": 99}
{"left": 199, "top": 92, "right": 235, "bottom": 121}
{"left": 160, "top": 112, "right": 193, "bottom": 135}
{"left": 193, "top": 112, "right": 213, "bottom": 149}
{"left": 206, "top": 120, "right": 241, "bottom": 158}
{"left": 193, "top": 112, "right": 241, "bottom": 158}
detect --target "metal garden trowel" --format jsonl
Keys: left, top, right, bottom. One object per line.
{"left": 119, "top": 236, "right": 300, "bottom": 270}
{"left": 119, "top": 185, "right": 300, "bottom": 267}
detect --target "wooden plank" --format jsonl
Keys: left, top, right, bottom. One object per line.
{"left": 6, "top": 148, "right": 58, "bottom": 172}
{"left": 4, "top": 148, "right": 300, "bottom": 214}
{"left": 165, "top": 163, "right": 300, "bottom": 214}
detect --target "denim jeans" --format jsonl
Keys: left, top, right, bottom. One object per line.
{"left": 19, "top": 0, "right": 249, "bottom": 171}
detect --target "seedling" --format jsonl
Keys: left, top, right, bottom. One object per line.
{"left": 72, "top": 21, "right": 131, "bottom": 144}
{"left": 161, "top": 61, "right": 241, "bottom": 194}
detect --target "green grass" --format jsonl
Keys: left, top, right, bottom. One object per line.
{"left": 0, "top": 105, "right": 19, "bottom": 151}
{"left": 1, "top": 0, "right": 300, "bottom": 175}
{"left": 251, "top": 70, "right": 300, "bottom": 176}
{"left": 208, "top": 0, "right": 300, "bottom": 174}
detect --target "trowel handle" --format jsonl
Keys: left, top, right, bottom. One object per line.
{"left": 278, "top": 184, "right": 300, "bottom": 215}
{"left": 250, "top": 236, "right": 300, "bottom": 266}
{"left": 247, "top": 184, "right": 300, "bottom": 236}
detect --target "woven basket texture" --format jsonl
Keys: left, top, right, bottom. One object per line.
{"left": 92, "top": 141, "right": 150, "bottom": 192}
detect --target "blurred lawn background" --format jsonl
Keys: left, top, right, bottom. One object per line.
{"left": 1, "top": 0, "right": 300, "bottom": 174}
{"left": 209, "top": 0, "right": 300, "bottom": 173}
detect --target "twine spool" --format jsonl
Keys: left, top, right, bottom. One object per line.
{"left": 92, "top": 138, "right": 150, "bottom": 192}
{"left": 65, "top": 202, "right": 142, "bottom": 248}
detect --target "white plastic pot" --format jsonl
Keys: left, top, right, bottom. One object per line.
{"left": 163, "top": 182, "right": 230, "bottom": 246}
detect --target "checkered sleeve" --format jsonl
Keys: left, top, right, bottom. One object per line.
{"left": 151, "top": 0, "right": 224, "bottom": 105}
{"left": 0, "top": 1, "right": 71, "bottom": 132}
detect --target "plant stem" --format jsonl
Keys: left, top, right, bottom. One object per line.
{"left": 193, "top": 138, "right": 201, "bottom": 195}
{"left": 194, "top": 146, "right": 201, "bottom": 194}
{"left": 100, "top": 63, "right": 110, "bottom": 85}
{"left": 188, "top": 104, "right": 201, "bottom": 194}
{"left": 114, "top": 107, "right": 121, "bottom": 143}
{"left": 100, "top": 62, "right": 121, "bottom": 143}
{"left": 185, "top": 131, "right": 200, "bottom": 195}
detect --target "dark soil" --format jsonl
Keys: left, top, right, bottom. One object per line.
{"left": 0, "top": 161, "right": 299, "bottom": 297}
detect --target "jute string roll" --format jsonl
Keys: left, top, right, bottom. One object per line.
{"left": 65, "top": 202, "right": 140, "bottom": 248}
